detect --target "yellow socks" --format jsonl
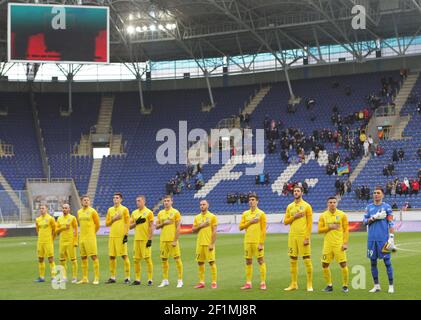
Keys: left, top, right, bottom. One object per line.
{"left": 290, "top": 259, "right": 298, "bottom": 287}
{"left": 162, "top": 260, "right": 169, "bottom": 280}
{"left": 109, "top": 259, "right": 116, "bottom": 279}
{"left": 341, "top": 266, "right": 349, "bottom": 287}
{"left": 134, "top": 259, "right": 141, "bottom": 281}
{"left": 82, "top": 258, "right": 88, "bottom": 280}
{"left": 259, "top": 262, "right": 267, "bottom": 283}
{"left": 93, "top": 258, "right": 99, "bottom": 281}
{"left": 210, "top": 263, "right": 217, "bottom": 284}
{"left": 304, "top": 258, "right": 313, "bottom": 289}
{"left": 145, "top": 257, "right": 153, "bottom": 281}
{"left": 175, "top": 258, "right": 183, "bottom": 280}
{"left": 198, "top": 264, "right": 205, "bottom": 283}
{"left": 38, "top": 261, "right": 46, "bottom": 279}
{"left": 246, "top": 264, "right": 253, "bottom": 283}
{"left": 71, "top": 260, "right": 78, "bottom": 279}
{"left": 50, "top": 261, "right": 57, "bottom": 277}
{"left": 323, "top": 267, "right": 332, "bottom": 286}
{"left": 124, "top": 257, "right": 131, "bottom": 279}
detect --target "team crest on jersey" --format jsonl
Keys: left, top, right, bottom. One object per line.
{"left": 336, "top": 216, "right": 340, "bottom": 221}
{"left": 300, "top": 206, "right": 304, "bottom": 211}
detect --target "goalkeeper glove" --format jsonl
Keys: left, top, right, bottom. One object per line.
{"left": 146, "top": 240, "right": 152, "bottom": 247}
{"left": 123, "top": 234, "right": 128, "bottom": 244}
{"left": 385, "top": 234, "right": 397, "bottom": 252}
{"left": 372, "top": 210, "right": 387, "bottom": 220}
{"left": 136, "top": 217, "right": 147, "bottom": 225}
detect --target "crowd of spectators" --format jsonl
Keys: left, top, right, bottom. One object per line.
{"left": 165, "top": 164, "right": 205, "bottom": 195}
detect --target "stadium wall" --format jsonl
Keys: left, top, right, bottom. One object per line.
{"left": 1, "top": 54, "right": 421, "bottom": 93}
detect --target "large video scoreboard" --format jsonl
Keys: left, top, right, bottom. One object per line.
{"left": 8, "top": 3, "right": 109, "bottom": 64}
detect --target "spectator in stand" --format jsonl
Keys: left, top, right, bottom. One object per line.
{"left": 385, "top": 181, "right": 393, "bottom": 196}
{"left": 417, "top": 102, "right": 421, "bottom": 114}
{"left": 363, "top": 140, "right": 369, "bottom": 157}
{"left": 396, "top": 181, "right": 403, "bottom": 196}
{"left": 418, "top": 169, "right": 421, "bottom": 180}
{"left": 411, "top": 179, "right": 419, "bottom": 195}
{"left": 359, "top": 131, "right": 367, "bottom": 144}
{"left": 403, "top": 177, "right": 411, "bottom": 195}
{"left": 392, "top": 149, "right": 399, "bottom": 162}
{"left": 417, "top": 147, "right": 421, "bottom": 160}
{"left": 398, "top": 148, "right": 405, "bottom": 161}
{"left": 375, "top": 144, "right": 385, "bottom": 157}
{"left": 391, "top": 202, "right": 398, "bottom": 210}
{"left": 302, "top": 181, "right": 309, "bottom": 195}
{"left": 346, "top": 180, "right": 352, "bottom": 193}
{"left": 335, "top": 178, "right": 341, "bottom": 195}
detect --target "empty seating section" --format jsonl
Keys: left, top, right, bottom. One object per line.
{"left": 0, "top": 93, "right": 43, "bottom": 190}
{"left": 36, "top": 93, "right": 99, "bottom": 194}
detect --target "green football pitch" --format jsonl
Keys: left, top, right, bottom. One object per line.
{"left": 1, "top": 232, "right": 420, "bottom": 300}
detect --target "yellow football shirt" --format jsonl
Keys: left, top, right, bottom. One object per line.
{"left": 193, "top": 211, "right": 217, "bottom": 246}
{"left": 56, "top": 214, "right": 78, "bottom": 245}
{"left": 77, "top": 207, "right": 100, "bottom": 241}
{"left": 106, "top": 205, "right": 130, "bottom": 238}
{"left": 157, "top": 208, "right": 181, "bottom": 242}
{"left": 285, "top": 199, "right": 313, "bottom": 237}
{"left": 318, "top": 209, "right": 349, "bottom": 245}
{"left": 131, "top": 207, "right": 154, "bottom": 241}
{"left": 36, "top": 214, "right": 56, "bottom": 243}
{"left": 239, "top": 208, "right": 267, "bottom": 244}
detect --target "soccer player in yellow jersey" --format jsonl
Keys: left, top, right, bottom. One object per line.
{"left": 34, "top": 204, "right": 57, "bottom": 283}
{"left": 284, "top": 186, "right": 314, "bottom": 291}
{"left": 105, "top": 192, "right": 131, "bottom": 284}
{"left": 77, "top": 195, "right": 100, "bottom": 285}
{"left": 239, "top": 193, "right": 267, "bottom": 290}
{"left": 129, "top": 195, "right": 154, "bottom": 286}
{"left": 318, "top": 196, "right": 350, "bottom": 293}
{"left": 56, "top": 203, "right": 78, "bottom": 283}
{"left": 192, "top": 200, "right": 218, "bottom": 289}
{"left": 155, "top": 195, "right": 183, "bottom": 288}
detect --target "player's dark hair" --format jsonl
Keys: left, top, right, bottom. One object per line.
{"left": 293, "top": 185, "right": 303, "bottom": 192}
{"left": 248, "top": 192, "right": 259, "bottom": 201}
{"left": 136, "top": 195, "right": 146, "bottom": 201}
{"left": 327, "top": 196, "right": 337, "bottom": 201}
{"left": 163, "top": 194, "right": 173, "bottom": 200}
{"left": 374, "top": 186, "right": 384, "bottom": 194}
{"left": 113, "top": 192, "right": 123, "bottom": 199}
{"left": 80, "top": 195, "right": 90, "bottom": 200}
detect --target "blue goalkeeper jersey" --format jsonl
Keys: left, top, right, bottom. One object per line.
{"left": 363, "top": 203, "right": 394, "bottom": 241}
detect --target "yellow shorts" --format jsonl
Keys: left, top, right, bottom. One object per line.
{"left": 288, "top": 235, "right": 311, "bottom": 258}
{"left": 133, "top": 240, "right": 152, "bottom": 260}
{"left": 196, "top": 245, "right": 216, "bottom": 262}
{"left": 108, "top": 237, "right": 128, "bottom": 257}
{"left": 160, "top": 241, "right": 181, "bottom": 259}
{"left": 37, "top": 242, "right": 54, "bottom": 258}
{"left": 59, "top": 243, "right": 77, "bottom": 261}
{"left": 244, "top": 243, "right": 264, "bottom": 259}
{"left": 80, "top": 239, "right": 98, "bottom": 257}
{"left": 322, "top": 244, "right": 347, "bottom": 264}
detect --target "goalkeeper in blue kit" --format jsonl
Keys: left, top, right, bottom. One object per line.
{"left": 363, "top": 186, "right": 396, "bottom": 293}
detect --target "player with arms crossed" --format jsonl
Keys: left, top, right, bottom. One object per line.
{"left": 155, "top": 195, "right": 184, "bottom": 288}
{"left": 34, "top": 204, "right": 57, "bottom": 283}
{"left": 105, "top": 192, "right": 131, "bottom": 284}
{"left": 239, "top": 193, "right": 267, "bottom": 290}
{"left": 192, "top": 200, "right": 218, "bottom": 289}
{"left": 318, "top": 197, "right": 350, "bottom": 293}
{"left": 284, "top": 185, "right": 313, "bottom": 291}
{"left": 363, "top": 186, "right": 396, "bottom": 293}
{"left": 77, "top": 195, "right": 100, "bottom": 285}
{"left": 56, "top": 203, "right": 78, "bottom": 284}
{"left": 129, "top": 195, "right": 154, "bottom": 286}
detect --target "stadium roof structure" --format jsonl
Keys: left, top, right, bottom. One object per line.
{"left": 1, "top": 0, "right": 421, "bottom": 67}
